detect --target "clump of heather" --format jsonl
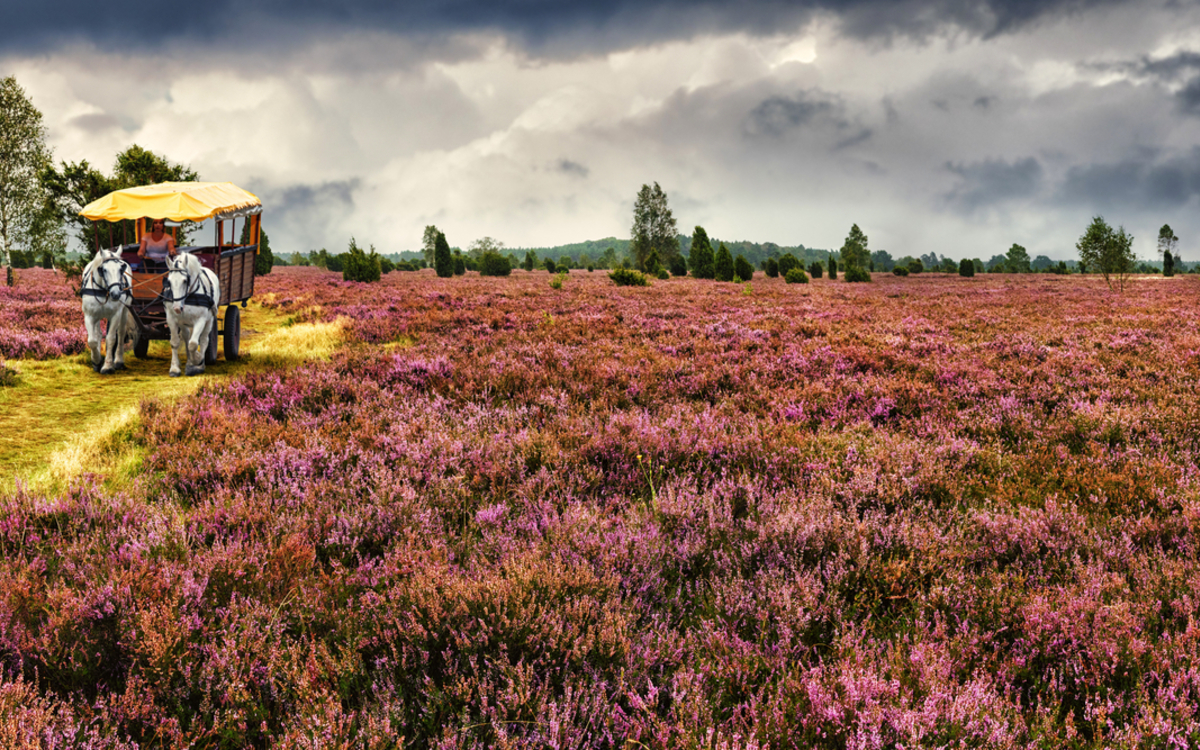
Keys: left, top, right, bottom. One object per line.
{"left": 5, "top": 267, "right": 1200, "bottom": 746}
{"left": 0, "top": 268, "right": 89, "bottom": 359}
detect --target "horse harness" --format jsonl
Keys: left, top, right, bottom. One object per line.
{"left": 80, "top": 256, "right": 132, "bottom": 303}
{"left": 163, "top": 260, "right": 217, "bottom": 310}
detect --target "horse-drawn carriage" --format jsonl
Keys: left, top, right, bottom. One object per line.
{"left": 79, "top": 182, "right": 262, "bottom": 367}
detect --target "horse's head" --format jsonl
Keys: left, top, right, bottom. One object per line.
{"left": 88, "top": 248, "right": 131, "bottom": 301}
{"left": 165, "top": 253, "right": 199, "bottom": 314}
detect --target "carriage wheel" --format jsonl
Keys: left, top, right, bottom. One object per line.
{"left": 133, "top": 336, "right": 149, "bottom": 359}
{"left": 205, "top": 314, "right": 219, "bottom": 365}
{"left": 223, "top": 305, "right": 241, "bottom": 361}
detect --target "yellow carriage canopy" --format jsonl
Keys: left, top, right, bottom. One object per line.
{"left": 79, "top": 181, "right": 262, "bottom": 223}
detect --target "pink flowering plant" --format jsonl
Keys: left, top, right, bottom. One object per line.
{"left": 3, "top": 267, "right": 1200, "bottom": 747}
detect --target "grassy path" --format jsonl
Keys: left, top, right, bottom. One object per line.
{"left": 0, "top": 303, "right": 340, "bottom": 494}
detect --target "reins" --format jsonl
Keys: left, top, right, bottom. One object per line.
{"left": 80, "top": 255, "right": 133, "bottom": 306}
{"left": 163, "top": 257, "right": 217, "bottom": 310}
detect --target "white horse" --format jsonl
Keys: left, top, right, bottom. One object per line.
{"left": 164, "top": 252, "right": 220, "bottom": 377}
{"left": 80, "top": 248, "right": 138, "bottom": 374}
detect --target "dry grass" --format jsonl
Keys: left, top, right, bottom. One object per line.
{"left": 0, "top": 304, "right": 343, "bottom": 494}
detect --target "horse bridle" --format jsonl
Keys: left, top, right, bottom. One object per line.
{"left": 81, "top": 255, "right": 132, "bottom": 302}
{"left": 163, "top": 257, "right": 215, "bottom": 308}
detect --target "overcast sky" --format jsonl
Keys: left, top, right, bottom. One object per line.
{"left": 5, "top": 0, "right": 1200, "bottom": 261}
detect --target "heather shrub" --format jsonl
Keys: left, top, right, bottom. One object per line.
{"left": 608, "top": 267, "right": 649, "bottom": 286}
{"left": 784, "top": 267, "right": 809, "bottom": 283}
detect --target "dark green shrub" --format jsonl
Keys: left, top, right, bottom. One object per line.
{"left": 714, "top": 243, "right": 734, "bottom": 282}
{"left": 523, "top": 251, "right": 536, "bottom": 272}
{"left": 763, "top": 258, "right": 779, "bottom": 278}
{"left": 435, "top": 232, "right": 453, "bottom": 277}
{"left": 556, "top": 263, "right": 571, "bottom": 274}
{"left": 893, "top": 266, "right": 909, "bottom": 276}
{"left": 453, "top": 254, "right": 466, "bottom": 275}
{"left": 669, "top": 254, "right": 688, "bottom": 276}
{"left": 543, "top": 257, "right": 557, "bottom": 272}
{"left": 379, "top": 257, "right": 396, "bottom": 274}
{"left": 609, "top": 268, "right": 650, "bottom": 286}
{"left": 959, "top": 258, "right": 975, "bottom": 277}
{"left": 326, "top": 252, "right": 345, "bottom": 273}
{"left": 342, "top": 238, "right": 382, "bottom": 283}
{"left": 828, "top": 257, "right": 838, "bottom": 279}
{"left": 843, "top": 267, "right": 871, "bottom": 282}
{"left": 479, "top": 251, "right": 513, "bottom": 277}
{"left": 690, "top": 227, "right": 715, "bottom": 279}
{"left": 810, "top": 261, "right": 823, "bottom": 278}
{"left": 734, "top": 255, "right": 754, "bottom": 281}
{"left": 656, "top": 268, "right": 670, "bottom": 279}
{"left": 395, "top": 261, "right": 417, "bottom": 272}
{"left": 784, "top": 267, "right": 809, "bottom": 284}
{"left": 777, "top": 253, "right": 799, "bottom": 277}
{"left": 907, "top": 259, "right": 923, "bottom": 274}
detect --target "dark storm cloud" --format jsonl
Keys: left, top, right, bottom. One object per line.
{"left": 745, "top": 91, "right": 844, "bottom": 138}
{"left": 944, "top": 157, "right": 1043, "bottom": 212}
{"left": 4, "top": 0, "right": 1134, "bottom": 55}
{"left": 262, "top": 179, "right": 360, "bottom": 250}
{"left": 556, "top": 159, "right": 590, "bottom": 178}
{"left": 1059, "top": 149, "right": 1200, "bottom": 210}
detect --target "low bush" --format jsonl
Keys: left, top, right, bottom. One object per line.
{"left": 785, "top": 267, "right": 809, "bottom": 284}
{"left": 609, "top": 268, "right": 650, "bottom": 286}
{"left": 843, "top": 267, "right": 871, "bottom": 283}
{"left": 778, "top": 254, "right": 800, "bottom": 277}
{"left": 810, "top": 261, "right": 823, "bottom": 279}
{"left": 734, "top": 255, "right": 754, "bottom": 281}
{"left": 342, "top": 238, "right": 382, "bottom": 283}
{"left": 479, "top": 251, "right": 513, "bottom": 277}
{"left": 763, "top": 258, "right": 779, "bottom": 278}
{"left": 893, "top": 266, "right": 910, "bottom": 276}
{"left": 959, "top": 258, "right": 975, "bottom": 277}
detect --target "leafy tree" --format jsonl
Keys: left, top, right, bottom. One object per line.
{"left": 714, "top": 243, "right": 734, "bottom": 282}
{"left": 42, "top": 144, "right": 198, "bottom": 254}
{"left": 840, "top": 224, "right": 871, "bottom": 282}
{"left": 959, "top": 257, "right": 975, "bottom": 277}
{"left": 469, "top": 236, "right": 504, "bottom": 258}
{"left": 422, "top": 225, "right": 440, "bottom": 266}
{"left": 1031, "top": 255, "right": 1054, "bottom": 272}
{"left": 478, "top": 251, "right": 512, "bottom": 277}
{"left": 763, "top": 258, "right": 779, "bottom": 278}
{"left": 599, "top": 246, "right": 618, "bottom": 269}
{"left": 809, "top": 260, "right": 823, "bottom": 278}
{"left": 342, "top": 237, "right": 382, "bottom": 282}
{"left": 1006, "top": 243, "right": 1031, "bottom": 273}
{"left": 239, "top": 221, "right": 274, "bottom": 275}
{"left": 972, "top": 259, "right": 984, "bottom": 273}
{"left": 630, "top": 182, "right": 679, "bottom": 271}
{"left": 1077, "top": 216, "right": 1135, "bottom": 291}
{"left": 1159, "top": 224, "right": 1179, "bottom": 277}
{"left": 523, "top": 250, "right": 537, "bottom": 272}
{"left": 870, "top": 250, "right": 894, "bottom": 272}
{"left": 734, "top": 255, "right": 754, "bottom": 281}
{"left": 434, "top": 231, "right": 453, "bottom": 277}
{"left": 1, "top": 76, "right": 57, "bottom": 286}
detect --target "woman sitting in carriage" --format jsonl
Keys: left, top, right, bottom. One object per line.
{"left": 137, "top": 218, "right": 177, "bottom": 270}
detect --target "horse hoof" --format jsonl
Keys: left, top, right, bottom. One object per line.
{"left": 186, "top": 367, "right": 204, "bottom": 377}
{"left": 113, "top": 363, "right": 127, "bottom": 371}
{"left": 92, "top": 363, "right": 102, "bottom": 373}
{"left": 170, "top": 371, "right": 182, "bottom": 378}
{"left": 100, "top": 368, "right": 115, "bottom": 375}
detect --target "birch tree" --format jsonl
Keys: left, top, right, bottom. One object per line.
{"left": 0, "top": 76, "right": 52, "bottom": 286}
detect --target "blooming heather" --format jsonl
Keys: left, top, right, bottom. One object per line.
{"left": 3, "top": 267, "right": 1200, "bottom": 747}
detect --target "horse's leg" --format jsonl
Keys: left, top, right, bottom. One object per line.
{"left": 186, "top": 314, "right": 208, "bottom": 376}
{"left": 100, "top": 308, "right": 122, "bottom": 374}
{"left": 111, "top": 309, "right": 131, "bottom": 370}
{"left": 84, "top": 309, "right": 105, "bottom": 372}
{"left": 168, "top": 316, "right": 183, "bottom": 377}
